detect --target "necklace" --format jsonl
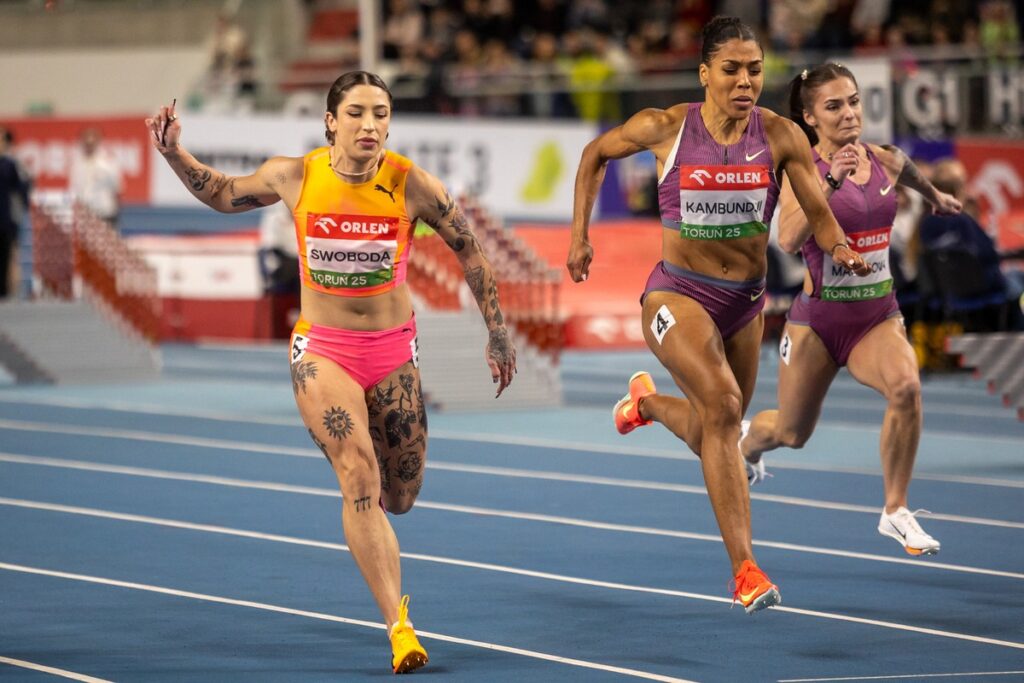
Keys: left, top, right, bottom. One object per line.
{"left": 328, "top": 148, "right": 383, "bottom": 178}
{"left": 821, "top": 144, "right": 861, "bottom": 162}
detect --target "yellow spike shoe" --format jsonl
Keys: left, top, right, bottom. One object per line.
{"left": 390, "top": 595, "right": 428, "bottom": 674}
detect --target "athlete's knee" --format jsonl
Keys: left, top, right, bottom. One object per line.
{"left": 333, "top": 443, "right": 379, "bottom": 489}
{"left": 777, "top": 426, "right": 811, "bottom": 449}
{"left": 703, "top": 392, "right": 743, "bottom": 432}
{"left": 382, "top": 495, "right": 416, "bottom": 515}
{"left": 887, "top": 375, "right": 921, "bottom": 412}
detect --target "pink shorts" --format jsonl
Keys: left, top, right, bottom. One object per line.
{"left": 289, "top": 315, "right": 419, "bottom": 391}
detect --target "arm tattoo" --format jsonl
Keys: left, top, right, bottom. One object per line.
{"left": 209, "top": 175, "right": 228, "bottom": 199}
{"left": 352, "top": 496, "right": 373, "bottom": 511}
{"left": 881, "top": 144, "right": 928, "bottom": 192}
{"left": 323, "top": 406, "right": 354, "bottom": 440}
{"left": 290, "top": 360, "right": 318, "bottom": 395}
{"left": 231, "top": 195, "right": 265, "bottom": 208}
{"left": 484, "top": 279, "right": 504, "bottom": 327}
{"left": 465, "top": 265, "right": 486, "bottom": 300}
{"left": 436, "top": 191, "right": 455, "bottom": 217}
{"left": 488, "top": 327, "right": 514, "bottom": 364}
{"left": 186, "top": 167, "right": 212, "bottom": 192}
{"left": 425, "top": 191, "right": 477, "bottom": 253}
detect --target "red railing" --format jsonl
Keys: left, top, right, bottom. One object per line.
{"left": 30, "top": 202, "right": 160, "bottom": 342}
{"left": 406, "top": 196, "right": 564, "bottom": 357}
{"left": 30, "top": 204, "right": 74, "bottom": 299}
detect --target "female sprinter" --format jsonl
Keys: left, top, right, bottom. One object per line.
{"left": 566, "top": 18, "right": 870, "bottom": 614}
{"left": 146, "top": 71, "right": 516, "bottom": 673}
{"left": 740, "top": 63, "right": 960, "bottom": 557}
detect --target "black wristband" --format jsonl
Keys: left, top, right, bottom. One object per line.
{"left": 824, "top": 171, "right": 842, "bottom": 191}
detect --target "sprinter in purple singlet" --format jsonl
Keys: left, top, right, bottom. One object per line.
{"left": 566, "top": 18, "right": 870, "bottom": 615}
{"left": 740, "top": 63, "right": 961, "bottom": 557}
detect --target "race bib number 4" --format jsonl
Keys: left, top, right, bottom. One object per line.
{"left": 305, "top": 213, "right": 399, "bottom": 289}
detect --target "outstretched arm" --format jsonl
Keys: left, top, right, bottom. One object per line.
{"left": 408, "top": 166, "right": 516, "bottom": 397}
{"left": 877, "top": 144, "right": 961, "bottom": 215}
{"left": 145, "top": 101, "right": 289, "bottom": 213}
{"left": 567, "top": 107, "right": 677, "bottom": 282}
{"left": 773, "top": 117, "right": 870, "bottom": 274}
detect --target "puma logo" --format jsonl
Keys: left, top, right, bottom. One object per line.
{"left": 750, "top": 287, "right": 766, "bottom": 301}
{"left": 880, "top": 184, "right": 893, "bottom": 196}
{"left": 745, "top": 149, "right": 766, "bottom": 162}
{"left": 374, "top": 182, "right": 398, "bottom": 203}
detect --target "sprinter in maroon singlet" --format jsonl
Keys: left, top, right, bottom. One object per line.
{"left": 740, "top": 63, "right": 961, "bottom": 557}
{"left": 567, "top": 18, "right": 870, "bottom": 614}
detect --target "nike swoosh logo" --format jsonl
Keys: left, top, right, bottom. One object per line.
{"left": 750, "top": 287, "right": 766, "bottom": 301}
{"left": 738, "top": 588, "right": 760, "bottom": 603}
{"left": 880, "top": 184, "right": 893, "bottom": 195}
{"left": 745, "top": 149, "right": 766, "bottom": 162}
{"left": 886, "top": 520, "right": 907, "bottom": 541}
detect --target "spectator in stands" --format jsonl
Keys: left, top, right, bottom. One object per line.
{"left": 200, "top": 12, "right": 251, "bottom": 112}
{"left": 851, "top": 0, "right": 892, "bottom": 42}
{"left": 740, "top": 63, "right": 961, "bottom": 559}
{"left": 918, "top": 158, "right": 1013, "bottom": 323}
{"left": 567, "top": 17, "right": 870, "bottom": 616}
{"left": 980, "top": 0, "right": 1021, "bottom": 61}
{"left": 481, "top": 38, "right": 522, "bottom": 116}
{"left": 450, "top": 28, "right": 485, "bottom": 115}
{"left": 69, "top": 127, "right": 121, "bottom": 228}
{"left": 523, "top": 32, "right": 576, "bottom": 117}
{"left": 524, "top": 0, "right": 568, "bottom": 37}
{"left": 0, "top": 126, "right": 31, "bottom": 299}
{"left": 146, "top": 70, "right": 515, "bottom": 675}
{"left": 383, "top": 0, "right": 425, "bottom": 60}
{"left": 567, "top": 29, "right": 620, "bottom": 122}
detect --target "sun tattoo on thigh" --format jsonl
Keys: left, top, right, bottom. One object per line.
{"left": 323, "top": 407, "right": 354, "bottom": 440}
{"left": 291, "top": 360, "right": 318, "bottom": 395}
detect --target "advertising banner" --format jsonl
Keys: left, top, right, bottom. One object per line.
{"left": 956, "top": 138, "right": 1024, "bottom": 223}
{"left": 5, "top": 116, "right": 153, "bottom": 203}
{"left": 149, "top": 113, "right": 597, "bottom": 221}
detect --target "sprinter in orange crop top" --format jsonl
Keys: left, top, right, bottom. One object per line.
{"left": 147, "top": 71, "right": 516, "bottom": 675}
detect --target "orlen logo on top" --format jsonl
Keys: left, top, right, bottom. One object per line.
{"left": 688, "top": 169, "right": 765, "bottom": 186}
{"left": 688, "top": 169, "right": 712, "bottom": 186}
{"left": 854, "top": 232, "right": 889, "bottom": 249}
{"left": 314, "top": 216, "right": 337, "bottom": 234}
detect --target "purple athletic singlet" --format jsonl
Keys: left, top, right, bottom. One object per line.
{"left": 658, "top": 103, "right": 780, "bottom": 236}
{"left": 788, "top": 147, "right": 900, "bottom": 365}
{"left": 643, "top": 103, "right": 779, "bottom": 339}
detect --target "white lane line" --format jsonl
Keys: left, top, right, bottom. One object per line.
{"left": 3, "top": 415, "right": 1023, "bottom": 490}
{"left": 1, "top": 394, "right": 1021, "bottom": 448}
{"left": 426, "top": 461, "right": 1024, "bottom": 530}
{"left": 2, "top": 449, "right": 1022, "bottom": 536}
{"left": 3, "top": 499, "right": 1023, "bottom": 653}
{"left": 0, "top": 656, "right": 112, "bottom": 682}
{"left": 0, "top": 562, "right": 694, "bottom": 683}
{"left": 779, "top": 671, "right": 1024, "bottom": 682}
{"left": 3, "top": 451, "right": 1024, "bottom": 584}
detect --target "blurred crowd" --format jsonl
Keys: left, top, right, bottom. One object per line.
{"left": 375, "top": 0, "right": 1022, "bottom": 119}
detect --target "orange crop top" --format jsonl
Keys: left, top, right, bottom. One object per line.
{"left": 293, "top": 147, "right": 414, "bottom": 297}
